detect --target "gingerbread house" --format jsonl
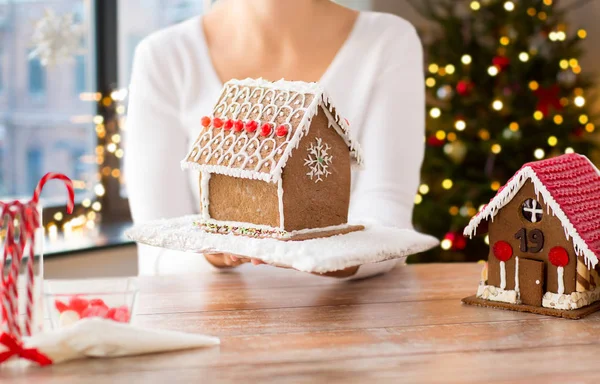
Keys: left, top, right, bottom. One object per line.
{"left": 181, "top": 78, "right": 363, "bottom": 240}
{"left": 462, "top": 153, "right": 600, "bottom": 319}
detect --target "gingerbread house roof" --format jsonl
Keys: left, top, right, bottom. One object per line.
{"left": 181, "top": 78, "right": 362, "bottom": 183}
{"left": 464, "top": 153, "right": 600, "bottom": 268}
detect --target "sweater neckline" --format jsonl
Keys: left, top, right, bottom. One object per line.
{"left": 192, "top": 11, "right": 365, "bottom": 88}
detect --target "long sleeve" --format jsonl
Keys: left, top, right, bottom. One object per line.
{"left": 125, "top": 39, "right": 201, "bottom": 275}
{"left": 349, "top": 26, "right": 424, "bottom": 229}
{"left": 345, "top": 25, "right": 425, "bottom": 279}
{"left": 125, "top": 40, "right": 196, "bottom": 222}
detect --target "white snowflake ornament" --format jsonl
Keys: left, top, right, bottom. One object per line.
{"left": 304, "top": 138, "right": 333, "bottom": 183}
{"left": 29, "top": 8, "right": 86, "bottom": 66}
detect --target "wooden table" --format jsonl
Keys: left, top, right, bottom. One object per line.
{"left": 4, "top": 263, "right": 600, "bottom": 383}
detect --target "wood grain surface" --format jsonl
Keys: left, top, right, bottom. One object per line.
{"left": 3, "top": 263, "right": 600, "bottom": 383}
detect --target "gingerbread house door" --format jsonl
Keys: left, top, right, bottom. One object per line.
{"left": 518, "top": 258, "right": 545, "bottom": 306}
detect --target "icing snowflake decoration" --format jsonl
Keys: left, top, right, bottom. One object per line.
{"left": 29, "top": 8, "right": 86, "bottom": 66}
{"left": 305, "top": 138, "right": 333, "bottom": 183}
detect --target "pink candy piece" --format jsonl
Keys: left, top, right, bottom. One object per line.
{"left": 81, "top": 305, "right": 109, "bottom": 319}
{"left": 107, "top": 306, "right": 131, "bottom": 323}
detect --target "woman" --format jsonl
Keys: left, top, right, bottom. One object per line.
{"left": 125, "top": 0, "right": 424, "bottom": 279}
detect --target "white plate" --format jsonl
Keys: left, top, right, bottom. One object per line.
{"left": 126, "top": 215, "right": 439, "bottom": 273}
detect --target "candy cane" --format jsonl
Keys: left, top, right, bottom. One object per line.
{"left": 31, "top": 173, "right": 75, "bottom": 214}
{"left": 24, "top": 173, "right": 74, "bottom": 336}
{"left": 1, "top": 208, "right": 21, "bottom": 339}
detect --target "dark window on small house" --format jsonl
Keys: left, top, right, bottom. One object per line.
{"left": 522, "top": 198, "right": 543, "bottom": 223}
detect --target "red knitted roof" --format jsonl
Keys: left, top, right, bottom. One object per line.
{"left": 465, "top": 153, "right": 600, "bottom": 266}
{"left": 526, "top": 154, "right": 600, "bottom": 256}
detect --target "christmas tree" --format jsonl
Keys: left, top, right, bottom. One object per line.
{"left": 409, "top": 0, "right": 597, "bottom": 262}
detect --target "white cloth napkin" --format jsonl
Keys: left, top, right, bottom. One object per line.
{"left": 19, "top": 318, "right": 219, "bottom": 364}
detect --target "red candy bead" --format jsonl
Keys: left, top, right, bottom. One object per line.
{"left": 81, "top": 305, "right": 109, "bottom": 319}
{"left": 245, "top": 120, "right": 258, "bottom": 133}
{"left": 260, "top": 123, "right": 272, "bottom": 136}
{"left": 549, "top": 246, "right": 569, "bottom": 267}
{"left": 55, "top": 299, "right": 69, "bottom": 313}
{"left": 201, "top": 116, "right": 211, "bottom": 127}
{"left": 234, "top": 120, "right": 244, "bottom": 132}
{"left": 224, "top": 119, "right": 234, "bottom": 130}
{"left": 69, "top": 296, "right": 90, "bottom": 315}
{"left": 213, "top": 117, "right": 224, "bottom": 128}
{"left": 492, "top": 240, "right": 513, "bottom": 262}
{"left": 276, "top": 125, "right": 288, "bottom": 137}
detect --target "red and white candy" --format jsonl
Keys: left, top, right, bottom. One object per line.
{"left": 54, "top": 296, "right": 131, "bottom": 326}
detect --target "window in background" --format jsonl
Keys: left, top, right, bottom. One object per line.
{"left": 0, "top": 49, "right": 3, "bottom": 93}
{"left": 28, "top": 54, "right": 46, "bottom": 96}
{"left": 0, "top": 0, "right": 96, "bottom": 205}
{"left": 26, "top": 147, "right": 43, "bottom": 193}
{"left": 75, "top": 55, "right": 86, "bottom": 94}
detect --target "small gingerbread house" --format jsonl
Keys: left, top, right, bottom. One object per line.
{"left": 463, "top": 153, "right": 600, "bottom": 318}
{"left": 181, "top": 78, "right": 363, "bottom": 240}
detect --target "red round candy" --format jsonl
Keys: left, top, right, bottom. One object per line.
{"left": 549, "top": 246, "right": 569, "bottom": 267}
{"left": 55, "top": 299, "right": 69, "bottom": 313}
{"left": 81, "top": 305, "right": 109, "bottom": 319}
{"left": 224, "top": 119, "right": 234, "bottom": 130}
{"left": 245, "top": 120, "right": 258, "bottom": 133}
{"left": 234, "top": 120, "right": 244, "bottom": 132}
{"left": 276, "top": 125, "right": 288, "bottom": 137}
{"left": 492, "top": 241, "right": 513, "bottom": 262}
{"left": 69, "top": 296, "right": 90, "bottom": 314}
{"left": 213, "top": 117, "right": 224, "bottom": 128}
{"left": 260, "top": 123, "right": 272, "bottom": 136}
{"left": 201, "top": 116, "right": 211, "bottom": 127}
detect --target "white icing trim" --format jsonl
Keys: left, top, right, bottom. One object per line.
{"left": 557, "top": 266, "right": 565, "bottom": 295}
{"left": 515, "top": 257, "right": 520, "bottom": 293}
{"left": 277, "top": 179, "right": 285, "bottom": 229}
{"left": 463, "top": 162, "right": 600, "bottom": 268}
{"left": 181, "top": 78, "right": 362, "bottom": 183}
{"left": 542, "top": 286, "right": 600, "bottom": 310}
{"left": 500, "top": 261, "right": 507, "bottom": 290}
{"left": 200, "top": 171, "right": 210, "bottom": 220}
{"left": 476, "top": 285, "right": 519, "bottom": 304}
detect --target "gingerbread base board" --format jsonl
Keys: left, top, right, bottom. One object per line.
{"left": 462, "top": 295, "right": 600, "bottom": 319}
{"left": 285, "top": 225, "right": 364, "bottom": 241}
{"left": 126, "top": 214, "right": 439, "bottom": 273}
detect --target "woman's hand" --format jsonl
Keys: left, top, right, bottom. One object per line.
{"left": 204, "top": 253, "right": 266, "bottom": 268}
{"left": 204, "top": 253, "right": 359, "bottom": 278}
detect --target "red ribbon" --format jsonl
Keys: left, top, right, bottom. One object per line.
{"left": 0, "top": 332, "right": 52, "bottom": 366}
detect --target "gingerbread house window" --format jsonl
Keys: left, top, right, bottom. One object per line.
{"left": 522, "top": 198, "right": 543, "bottom": 223}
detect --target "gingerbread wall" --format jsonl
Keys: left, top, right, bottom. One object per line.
{"left": 280, "top": 107, "right": 351, "bottom": 231}
{"left": 487, "top": 181, "right": 577, "bottom": 294}
{"left": 204, "top": 173, "right": 280, "bottom": 228}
